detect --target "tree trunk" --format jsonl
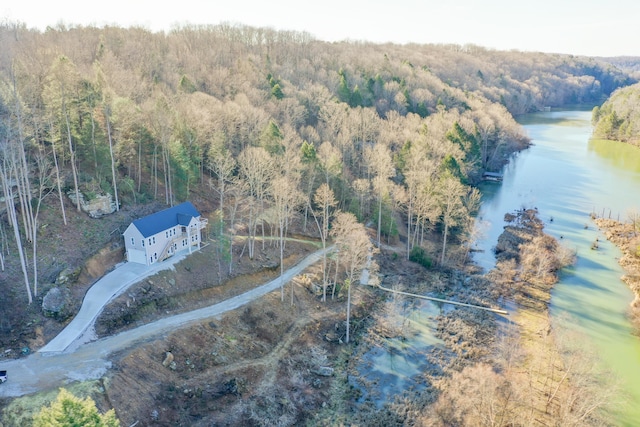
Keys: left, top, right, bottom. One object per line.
{"left": 441, "top": 222, "right": 449, "bottom": 265}
{"left": 64, "top": 107, "right": 81, "bottom": 212}
{"left": 377, "top": 194, "right": 383, "bottom": 247}
{"left": 406, "top": 195, "right": 413, "bottom": 260}
{"left": 105, "top": 107, "right": 119, "bottom": 211}
{"left": 50, "top": 135, "right": 67, "bottom": 225}
{"left": 2, "top": 171, "right": 32, "bottom": 304}
{"left": 345, "top": 279, "right": 352, "bottom": 344}
{"left": 280, "top": 223, "right": 285, "bottom": 302}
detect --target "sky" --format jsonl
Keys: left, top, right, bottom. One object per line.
{"left": 2, "top": 0, "right": 639, "bottom": 57}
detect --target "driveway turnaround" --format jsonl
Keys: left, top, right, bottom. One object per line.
{"left": 0, "top": 247, "right": 328, "bottom": 398}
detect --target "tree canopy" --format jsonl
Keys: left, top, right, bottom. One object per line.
{"left": 33, "top": 388, "right": 120, "bottom": 427}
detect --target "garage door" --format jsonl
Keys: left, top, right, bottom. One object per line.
{"left": 127, "top": 249, "right": 147, "bottom": 265}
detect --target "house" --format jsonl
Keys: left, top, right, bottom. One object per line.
{"left": 123, "top": 202, "right": 208, "bottom": 265}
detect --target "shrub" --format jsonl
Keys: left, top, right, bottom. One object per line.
{"left": 410, "top": 246, "right": 432, "bottom": 269}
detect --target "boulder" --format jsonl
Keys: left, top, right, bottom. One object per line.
{"left": 162, "top": 351, "right": 174, "bottom": 367}
{"left": 67, "top": 191, "right": 117, "bottom": 218}
{"left": 55, "top": 267, "right": 81, "bottom": 285}
{"left": 42, "top": 287, "right": 73, "bottom": 320}
{"left": 312, "top": 366, "right": 334, "bottom": 377}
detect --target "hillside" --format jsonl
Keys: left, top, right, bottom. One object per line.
{"left": 599, "top": 56, "right": 640, "bottom": 77}
{"left": 592, "top": 82, "right": 640, "bottom": 146}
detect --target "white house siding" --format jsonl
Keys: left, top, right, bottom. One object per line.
{"left": 184, "top": 218, "right": 201, "bottom": 252}
{"left": 144, "top": 231, "right": 174, "bottom": 265}
{"left": 123, "top": 225, "right": 148, "bottom": 265}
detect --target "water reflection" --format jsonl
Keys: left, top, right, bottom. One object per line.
{"left": 589, "top": 138, "right": 640, "bottom": 175}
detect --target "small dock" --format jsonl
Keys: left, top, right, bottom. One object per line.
{"left": 482, "top": 171, "right": 503, "bottom": 182}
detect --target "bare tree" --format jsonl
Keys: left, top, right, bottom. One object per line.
{"left": 103, "top": 101, "right": 119, "bottom": 211}
{"left": 208, "top": 133, "right": 236, "bottom": 219}
{"left": 316, "top": 140, "right": 342, "bottom": 188}
{"left": 310, "top": 183, "right": 337, "bottom": 302}
{"left": 627, "top": 208, "right": 640, "bottom": 236}
{"left": 330, "top": 211, "right": 372, "bottom": 343}
{"left": 270, "top": 175, "right": 304, "bottom": 304}
{"left": 0, "top": 144, "right": 31, "bottom": 303}
{"left": 436, "top": 176, "right": 480, "bottom": 265}
{"left": 402, "top": 143, "right": 439, "bottom": 258}
{"left": 146, "top": 93, "right": 176, "bottom": 206}
{"left": 48, "top": 120, "right": 67, "bottom": 225}
{"left": 30, "top": 149, "right": 55, "bottom": 296}
{"left": 364, "top": 142, "right": 395, "bottom": 247}
{"left": 43, "top": 55, "right": 82, "bottom": 212}
{"left": 238, "top": 146, "right": 273, "bottom": 259}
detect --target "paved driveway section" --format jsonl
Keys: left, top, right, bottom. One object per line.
{"left": 40, "top": 252, "right": 189, "bottom": 353}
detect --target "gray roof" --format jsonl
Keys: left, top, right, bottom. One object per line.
{"left": 132, "top": 202, "right": 200, "bottom": 238}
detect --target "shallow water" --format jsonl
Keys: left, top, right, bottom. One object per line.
{"left": 354, "top": 298, "right": 448, "bottom": 407}
{"left": 474, "top": 109, "right": 640, "bottom": 425}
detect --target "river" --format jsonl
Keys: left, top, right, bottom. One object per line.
{"left": 474, "top": 109, "right": 640, "bottom": 426}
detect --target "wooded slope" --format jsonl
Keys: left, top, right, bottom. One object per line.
{"left": 0, "top": 22, "right": 635, "bottom": 307}
{"left": 592, "top": 82, "right": 640, "bottom": 146}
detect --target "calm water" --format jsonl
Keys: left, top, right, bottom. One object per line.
{"left": 474, "top": 109, "right": 640, "bottom": 425}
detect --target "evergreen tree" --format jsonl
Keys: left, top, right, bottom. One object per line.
{"left": 33, "top": 388, "right": 120, "bottom": 427}
{"left": 337, "top": 69, "right": 352, "bottom": 104}
{"left": 260, "top": 120, "right": 284, "bottom": 154}
{"left": 271, "top": 83, "right": 284, "bottom": 100}
{"left": 350, "top": 84, "right": 363, "bottom": 108}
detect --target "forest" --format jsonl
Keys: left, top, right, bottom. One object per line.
{"left": 0, "top": 21, "right": 638, "bottom": 425}
{"left": 592, "top": 81, "right": 640, "bottom": 146}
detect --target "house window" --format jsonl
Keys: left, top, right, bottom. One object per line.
{"left": 154, "top": 252, "right": 157, "bottom": 260}
{"left": 150, "top": 256, "right": 153, "bottom": 264}
{"left": 142, "top": 240, "right": 145, "bottom": 247}
{"left": 131, "top": 237, "right": 135, "bottom": 246}
{"left": 165, "top": 231, "right": 168, "bottom": 238}
{"left": 153, "top": 237, "right": 156, "bottom": 244}
{"left": 148, "top": 238, "right": 151, "bottom": 246}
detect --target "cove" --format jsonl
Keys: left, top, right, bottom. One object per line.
{"left": 474, "top": 109, "right": 640, "bottom": 425}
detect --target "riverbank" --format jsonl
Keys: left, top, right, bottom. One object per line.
{"left": 594, "top": 217, "right": 640, "bottom": 331}
{"left": 415, "top": 209, "right": 615, "bottom": 426}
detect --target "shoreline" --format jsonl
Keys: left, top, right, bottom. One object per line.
{"left": 594, "top": 217, "right": 640, "bottom": 331}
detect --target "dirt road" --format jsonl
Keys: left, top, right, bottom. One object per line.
{"left": 0, "top": 247, "right": 328, "bottom": 398}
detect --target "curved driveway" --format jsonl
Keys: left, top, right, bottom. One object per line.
{"left": 0, "top": 247, "right": 328, "bottom": 398}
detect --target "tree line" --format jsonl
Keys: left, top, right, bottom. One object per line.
{"left": 0, "top": 21, "right": 635, "bottom": 305}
